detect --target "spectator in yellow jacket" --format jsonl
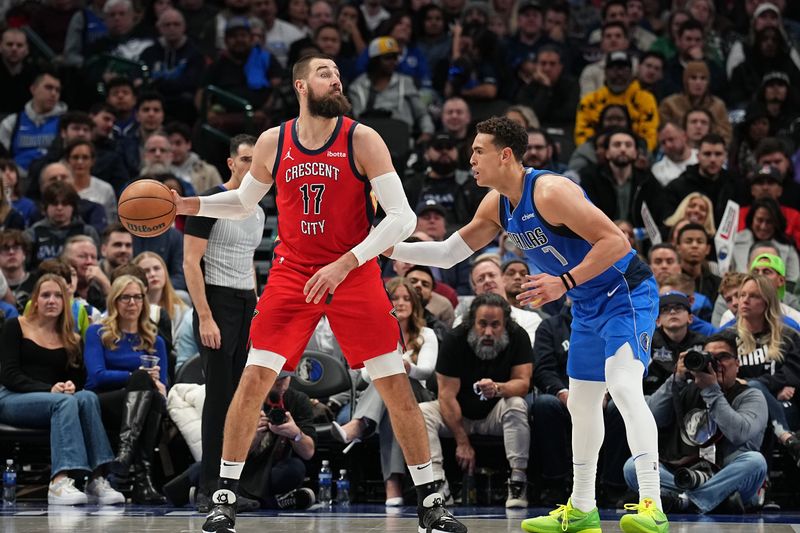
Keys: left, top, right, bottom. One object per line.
{"left": 574, "top": 51, "right": 659, "bottom": 152}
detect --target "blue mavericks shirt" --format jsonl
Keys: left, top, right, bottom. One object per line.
{"left": 499, "top": 168, "right": 651, "bottom": 304}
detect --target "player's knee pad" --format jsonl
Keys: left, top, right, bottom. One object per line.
{"left": 605, "top": 343, "right": 646, "bottom": 407}
{"left": 245, "top": 348, "right": 287, "bottom": 374}
{"left": 362, "top": 349, "right": 405, "bottom": 380}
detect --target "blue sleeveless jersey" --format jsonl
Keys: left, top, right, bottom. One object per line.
{"left": 499, "top": 168, "right": 652, "bottom": 305}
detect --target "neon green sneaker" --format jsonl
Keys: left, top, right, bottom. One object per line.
{"left": 520, "top": 499, "right": 602, "bottom": 533}
{"left": 619, "top": 498, "right": 669, "bottom": 533}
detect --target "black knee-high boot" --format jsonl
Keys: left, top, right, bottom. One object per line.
{"left": 132, "top": 402, "right": 167, "bottom": 504}
{"left": 110, "top": 390, "right": 154, "bottom": 476}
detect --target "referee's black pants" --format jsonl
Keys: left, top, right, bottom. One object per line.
{"left": 195, "top": 284, "right": 257, "bottom": 494}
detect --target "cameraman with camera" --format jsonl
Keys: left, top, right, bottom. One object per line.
{"left": 237, "top": 371, "right": 317, "bottom": 509}
{"left": 622, "top": 331, "right": 768, "bottom": 514}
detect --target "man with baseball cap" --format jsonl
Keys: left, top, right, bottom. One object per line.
{"left": 505, "top": 0, "right": 556, "bottom": 70}
{"left": 575, "top": 50, "right": 659, "bottom": 151}
{"left": 647, "top": 293, "right": 706, "bottom": 395}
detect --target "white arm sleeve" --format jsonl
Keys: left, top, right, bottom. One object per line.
{"left": 196, "top": 171, "right": 272, "bottom": 220}
{"left": 389, "top": 231, "right": 474, "bottom": 269}
{"left": 350, "top": 172, "right": 417, "bottom": 266}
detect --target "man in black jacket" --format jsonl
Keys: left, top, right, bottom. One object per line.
{"left": 666, "top": 133, "right": 737, "bottom": 226}
{"left": 579, "top": 128, "right": 668, "bottom": 226}
{"left": 646, "top": 293, "right": 706, "bottom": 395}
{"left": 514, "top": 45, "right": 578, "bottom": 130}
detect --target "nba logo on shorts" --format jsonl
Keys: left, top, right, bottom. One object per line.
{"left": 639, "top": 332, "right": 651, "bottom": 353}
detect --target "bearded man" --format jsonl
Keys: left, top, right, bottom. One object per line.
{"left": 418, "top": 293, "right": 534, "bottom": 508}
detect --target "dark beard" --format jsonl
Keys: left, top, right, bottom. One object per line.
{"left": 467, "top": 328, "right": 510, "bottom": 361}
{"left": 308, "top": 89, "right": 351, "bottom": 118}
{"left": 610, "top": 156, "right": 631, "bottom": 168}
{"left": 429, "top": 159, "right": 457, "bottom": 176}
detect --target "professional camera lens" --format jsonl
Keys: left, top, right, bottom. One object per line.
{"left": 268, "top": 408, "right": 287, "bottom": 425}
{"left": 674, "top": 466, "right": 711, "bottom": 490}
{"left": 684, "top": 350, "right": 715, "bottom": 373}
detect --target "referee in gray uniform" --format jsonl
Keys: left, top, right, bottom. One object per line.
{"left": 183, "top": 134, "right": 264, "bottom": 508}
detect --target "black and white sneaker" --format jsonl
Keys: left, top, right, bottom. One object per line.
{"left": 202, "top": 490, "right": 237, "bottom": 533}
{"left": 505, "top": 480, "right": 528, "bottom": 508}
{"left": 418, "top": 493, "right": 468, "bottom": 533}
{"left": 276, "top": 488, "right": 315, "bottom": 510}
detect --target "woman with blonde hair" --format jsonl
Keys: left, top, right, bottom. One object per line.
{"left": 663, "top": 192, "right": 716, "bottom": 237}
{"left": 0, "top": 159, "right": 25, "bottom": 230}
{"left": 505, "top": 104, "right": 540, "bottom": 129}
{"left": 331, "top": 277, "right": 438, "bottom": 506}
{"left": 0, "top": 274, "right": 124, "bottom": 505}
{"left": 734, "top": 274, "right": 800, "bottom": 464}
{"left": 84, "top": 275, "right": 168, "bottom": 503}
{"left": 132, "top": 251, "right": 190, "bottom": 340}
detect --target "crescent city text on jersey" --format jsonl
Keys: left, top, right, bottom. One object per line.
{"left": 283, "top": 162, "right": 341, "bottom": 182}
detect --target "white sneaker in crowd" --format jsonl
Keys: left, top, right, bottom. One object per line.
{"left": 86, "top": 476, "right": 126, "bottom": 505}
{"left": 48, "top": 477, "right": 89, "bottom": 506}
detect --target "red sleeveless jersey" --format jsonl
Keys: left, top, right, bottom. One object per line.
{"left": 271, "top": 116, "right": 375, "bottom": 266}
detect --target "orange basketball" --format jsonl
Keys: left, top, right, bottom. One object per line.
{"left": 118, "top": 179, "right": 176, "bottom": 237}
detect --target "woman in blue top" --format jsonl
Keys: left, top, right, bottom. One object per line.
{"left": 84, "top": 275, "right": 168, "bottom": 504}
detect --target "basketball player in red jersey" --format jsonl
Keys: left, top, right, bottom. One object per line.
{"left": 173, "top": 53, "right": 467, "bottom": 533}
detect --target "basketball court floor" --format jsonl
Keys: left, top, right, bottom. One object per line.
{"left": 3, "top": 503, "right": 800, "bottom": 532}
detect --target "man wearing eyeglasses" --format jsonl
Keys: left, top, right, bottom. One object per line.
{"left": 0, "top": 229, "right": 34, "bottom": 311}
{"left": 646, "top": 293, "right": 706, "bottom": 395}
{"left": 623, "top": 331, "right": 769, "bottom": 514}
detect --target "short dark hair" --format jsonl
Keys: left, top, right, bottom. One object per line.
{"left": 165, "top": 121, "right": 192, "bottom": 142}
{"left": 102, "top": 222, "right": 130, "bottom": 244}
{"left": 475, "top": 116, "right": 528, "bottom": 162}
{"left": 677, "top": 222, "right": 708, "bottom": 243}
{"left": 647, "top": 242, "right": 679, "bottom": 262}
{"left": 602, "top": 20, "right": 628, "bottom": 37}
{"left": 58, "top": 111, "right": 93, "bottom": 133}
{"left": 603, "top": 127, "right": 636, "bottom": 149}
{"left": 640, "top": 50, "right": 665, "bottom": 66}
{"left": 314, "top": 23, "right": 340, "bottom": 39}
{"left": 466, "top": 293, "right": 512, "bottom": 330}
{"left": 754, "top": 137, "right": 791, "bottom": 161}
{"left": 698, "top": 133, "right": 726, "bottom": 148}
{"left": 137, "top": 91, "right": 164, "bottom": 109}
{"left": 501, "top": 258, "right": 529, "bottom": 275}
{"left": 292, "top": 52, "right": 335, "bottom": 83}
{"left": 33, "top": 69, "right": 60, "bottom": 85}
{"left": 405, "top": 265, "right": 436, "bottom": 287}
{"left": 63, "top": 138, "right": 95, "bottom": 159}
{"left": 678, "top": 19, "right": 704, "bottom": 37}
{"left": 536, "top": 44, "right": 563, "bottom": 61}
{"left": 89, "top": 102, "right": 116, "bottom": 115}
{"left": 683, "top": 107, "right": 713, "bottom": 129}
{"left": 545, "top": 2, "right": 569, "bottom": 18}
{"left": 704, "top": 330, "right": 737, "bottom": 355}
{"left": 601, "top": 0, "right": 626, "bottom": 19}
{"left": 105, "top": 76, "right": 136, "bottom": 94}
{"left": 42, "top": 181, "right": 79, "bottom": 209}
{"left": 229, "top": 134, "right": 257, "bottom": 156}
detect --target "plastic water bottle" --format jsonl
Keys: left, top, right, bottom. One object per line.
{"left": 3, "top": 459, "right": 17, "bottom": 506}
{"left": 318, "top": 460, "right": 332, "bottom": 507}
{"left": 336, "top": 469, "right": 350, "bottom": 508}
{"left": 461, "top": 471, "right": 476, "bottom": 506}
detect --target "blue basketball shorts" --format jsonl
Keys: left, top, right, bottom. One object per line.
{"left": 567, "top": 275, "right": 658, "bottom": 382}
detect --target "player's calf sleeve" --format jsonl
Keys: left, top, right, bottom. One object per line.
{"left": 605, "top": 344, "right": 662, "bottom": 508}
{"left": 567, "top": 378, "right": 607, "bottom": 512}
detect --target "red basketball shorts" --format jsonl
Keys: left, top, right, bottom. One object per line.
{"left": 249, "top": 256, "right": 400, "bottom": 370}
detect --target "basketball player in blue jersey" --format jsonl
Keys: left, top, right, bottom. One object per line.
{"left": 388, "top": 117, "right": 668, "bottom": 533}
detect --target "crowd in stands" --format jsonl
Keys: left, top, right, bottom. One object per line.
{"left": 1, "top": 0, "right": 800, "bottom": 515}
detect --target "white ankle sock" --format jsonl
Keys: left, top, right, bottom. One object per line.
{"left": 633, "top": 452, "right": 662, "bottom": 508}
{"left": 408, "top": 460, "right": 435, "bottom": 486}
{"left": 219, "top": 460, "right": 245, "bottom": 480}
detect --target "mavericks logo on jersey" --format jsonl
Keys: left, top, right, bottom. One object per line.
{"left": 506, "top": 226, "right": 549, "bottom": 251}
